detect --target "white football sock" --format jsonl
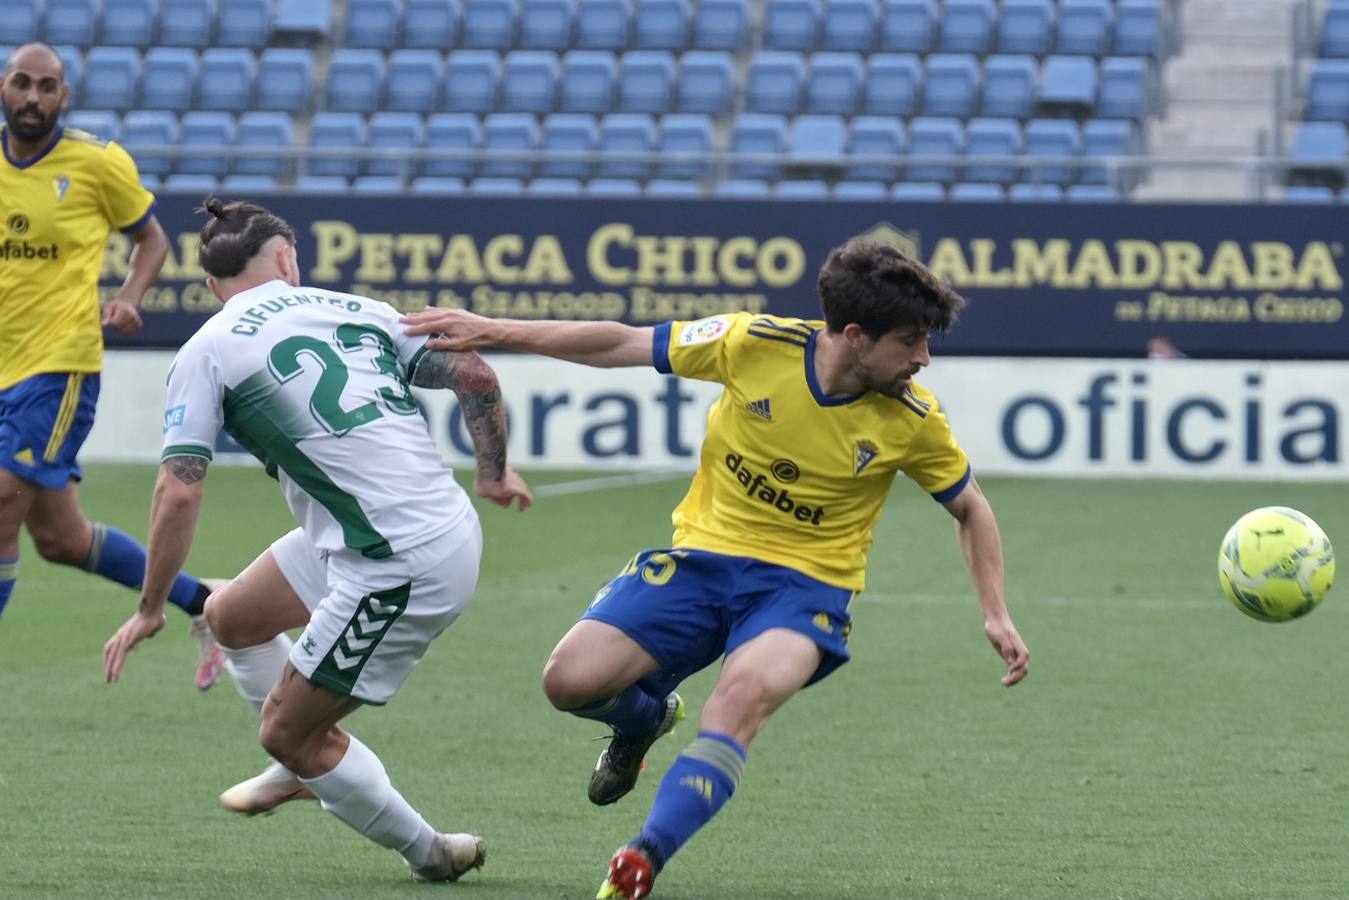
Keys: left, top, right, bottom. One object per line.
{"left": 222, "top": 633, "right": 293, "bottom": 714}
{"left": 300, "top": 735, "right": 437, "bottom": 867}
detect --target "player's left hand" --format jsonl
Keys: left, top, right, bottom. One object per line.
{"left": 103, "top": 607, "right": 166, "bottom": 683}
{"left": 101, "top": 298, "right": 144, "bottom": 336}
{"left": 475, "top": 466, "right": 534, "bottom": 511}
{"left": 985, "top": 617, "right": 1030, "bottom": 687}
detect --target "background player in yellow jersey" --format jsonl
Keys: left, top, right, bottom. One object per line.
{"left": 404, "top": 237, "right": 1032, "bottom": 899}
{"left": 0, "top": 44, "right": 225, "bottom": 688}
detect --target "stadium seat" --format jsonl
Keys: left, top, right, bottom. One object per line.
{"left": 832, "top": 180, "right": 887, "bottom": 198}
{"left": 1007, "top": 182, "right": 1063, "bottom": 200}
{"left": 774, "top": 180, "right": 829, "bottom": 198}
{"left": 217, "top": 0, "right": 272, "bottom": 47}
{"left": 880, "top": 0, "right": 936, "bottom": 52}
{"left": 541, "top": 112, "right": 599, "bottom": 178}
{"left": 864, "top": 54, "right": 921, "bottom": 116}
{"left": 890, "top": 181, "right": 944, "bottom": 199}
{"left": 747, "top": 51, "right": 806, "bottom": 114}
{"left": 645, "top": 178, "right": 700, "bottom": 195}
{"left": 158, "top": 0, "right": 215, "bottom": 47}
{"left": 635, "top": 0, "right": 690, "bottom": 48}
{"left": 0, "top": 0, "right": 40, "bottom": 45}
{"left": 386, "top": 49, "right": 445, "bottom": 113}
{"left": 964, "top": 117, "right": 1021, "bottom": 183}
{"left": 1055, "top": 0, "right": 1111, "bottom": 56}
{"left": 1080, "top": 118, "right": 1136, "bottom": 187}
{"left": 763, "top": 0, "right": 820, "bottom": 50}
{"left": 693, "top": 0, "right": 749, "bottom": 49}
{"left": 445, "top": 50, "right": 501, "bottom": 113}
{"left": 981, "top": 54, "right": 1037, "bottom": 118}
{"left": 678, "top": 51, "right": 734, "bottom": 113}
{"left": 366, "top": 112, "right": 425, "bottom": 178}
{"left": 599, "top": 112, "right": 656, "bottom": 177}
{"left": 424, "top": 112, "right": 481, "bottom": 178}
{"left": 256, "top": 48, "right": 314, "bottom": 112}
{"left": 294, "top": 175, "right": 351, "bottom": 191}
{"left": 521, "top": 0, "right": 574, "bottom": 47}
{"left": 576, "top": 0, "right": 631, "bottom": 48}
{"left": 1284, "top": 185, "right": 1337, "bottom": 202}
{"left": 327, "top": 49, "right": 385, "bottom": 113}
{"left": 846, "top": 115, "right": 904, "bottom": 180}
{"left": 1038, "top": 55, "right": 1096, "bottom": 118}
{"left": 344, "top": 0, "right": 401, "bottom": 48}
{"left": 1114, "top": 0, "right": 1162, "bottom": 56}
{"left": 715, "top": 178, "right": 771, "bottom": 197}
{"left": 162, "top": 173, "right": 219, "bottom": 192}
{"left": 1324, "top": 2, "right": 1349, "bottom": 57}
{"left": 43, "top": 0, "right": 98, "bottom": 47}
{"left": 67, "top": 111, "right": 121, "bottom": 141}
{"left": 410, "top": 176, "right": 467, "bottom": 194}
{"left": 1289, "top": 121, "right": 1349, "bottom": 189}
{"left": 308, "top": 112, "right": 367, "bottom": 177}
{"left": 559, "top": 50, "right": 617, "bottom": 112}
{"left": 54, "top": 45, "right": 83, "bottom": 99}
{"left": 950, "top": 182, "right": 1004, "bottom": 201}
{"left": 352, "top": 175, "right": 406, "bottom": 193}
{"left": 806, "top": 52, "right": 864, "bottom": 115}
{"left": 730, "top": 113, "right": 788, "bottom": 178}
{"left": 619, "top": 51, "right": 676, "bottom": 113}
{"left": 178, "top": 111, "right": 234, "bottom": 176}
{"left": 403, "top": 0, "right": 460, "bottom": 48}
{"left": 271, "top": 0, "right": 331, "bottom": 41}
{"left": 1307, "top": 60, "right": 1349, "bottom": 121}
{"left": 220, "top": 174, "right": 279, "bottom": 191}
{"left": 939, "top": 0, "right": 994, "bottom": 54}
{"left": 101, "top": 0, "right": 156, "bottom": 46}
{"left": 529, "top": 177, "right": 585, "bottom": 194}
{"left": 657, "top": 113, "right": 713, "bottom": 178}
{"left": 120, "top": 111, "right": 178, "bottom": 177}
{"left": 922, "top": 54, "right": 979, "bottom": 118}
{"left": 1097, "top": 56, "right": 1150, "bottom": 119}
{"left": 790, "top": 114, "right": 846, "bottom": 163}
{"left": 1066, "top": 183, "right": 1118, "bottom": 201}
{"left": 587, "top": 177, "right": 643, "bottom": 195}
{"left": 997, "top": 0, "right": 1052, "bottom": 54}
{"left": 234, "top": 110, "right": 293, "bottom": 177}
{"left": 822, "top": 0, "right": 877, "bottom": 51}
{"left": 82, "top": 48, "right": 141, "bottom": 112}
{"left": 1023, "top": 118, "right": 1081, "bottom": 185}
{"left": 141, "top": 48, "right": 198, "bottom": 113}
{"left": 468, "top": 176, "right": 525, "bottom": 193}
{"left": 482, "top": 111, "right": 539, "bottom": 177}
{"left": 197, "top": 48, "right": 256, "bottom": 111}
{"left": 905, "top": 116, "right": 963, "bottom": 182}
{"left": 501, "top": 50, "right": 558, "bottom": 113}
{"left": 461, "top": 0, "right": 518, "bottom": 48}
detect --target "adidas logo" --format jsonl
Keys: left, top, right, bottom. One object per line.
{"left": 745, "top": 398, "right": 772, "bottom": 421}
{"left": 13, "top": 448, "right": 34, "bottom": 466}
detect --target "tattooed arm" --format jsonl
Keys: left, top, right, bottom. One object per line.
{"left": 412, "top": 349, "right": 533, "bottom": 511}
{"left": 104, "top": 455, "right": 209, "bottom": 682}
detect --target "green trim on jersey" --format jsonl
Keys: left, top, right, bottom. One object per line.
{"left": 405, "top": 343, "right": 431, "bottom": 382}
{"left": 309, "top": 582, "right": 411, "bottom": 698}
{"left": 161, "top": 443, "right": 213, "bottom": 461}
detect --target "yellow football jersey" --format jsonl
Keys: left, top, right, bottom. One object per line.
{"left": 654, "top": 313, "right": 971, "bottom": 591}
{"left": 0, "top": 126, "right": 155, "bottom": 389}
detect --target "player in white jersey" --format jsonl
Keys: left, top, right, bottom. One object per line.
{"left": 103, "top": 198, "right": 532, "bottom": 883}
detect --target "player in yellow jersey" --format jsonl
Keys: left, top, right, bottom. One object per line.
{"left": 403, "top": 237, "right": 1031, "bottom": 899}
{"left": 0, "top": 44, "right": 225, "bottom": 688}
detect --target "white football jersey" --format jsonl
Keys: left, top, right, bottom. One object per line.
{"left": 161, "top": 279, "right": 472, "bottom": 558}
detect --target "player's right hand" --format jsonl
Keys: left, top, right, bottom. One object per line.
{"left": 475, "top": 466, "right": 534, "bottom": 511}
{"left": 103, "top": 608, "right": 167, "bottom": 683}
{"left": 985, "top": 617, "right": 1030, "bottom": 687}
{"left": 401, "top": 308, "right": 501, "bottom": 351}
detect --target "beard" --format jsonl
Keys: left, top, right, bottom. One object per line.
{"left": 4, "top": 103, "right": 59, "bottom": 142}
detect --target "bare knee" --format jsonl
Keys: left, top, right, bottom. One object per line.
{"left": 542, "top": 654, "right": 607, "bottom": 711}
{"left": 258, "top": 712, "right": 330, "bottom": 773}
{"left": 30, "top": 525, "right": 89, "bottom": 567}
{"left": 204, "top": 593, "right": 248, "bottom": 649}
{"left": 702, "top": 675, "right": 772, "bottom": 744}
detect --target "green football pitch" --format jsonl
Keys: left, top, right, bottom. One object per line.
{"left": 2, "top": 464, "right": 1347, "bottom": 899}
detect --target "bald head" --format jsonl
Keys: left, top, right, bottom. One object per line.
{"left": 4, "top": 43, "right": 64, "bottom": 82}
{"left": 2, "top": 42, "right": 68, "bottom": 148}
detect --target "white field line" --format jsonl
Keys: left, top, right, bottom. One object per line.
{"left": 532, "top": 470, "right": 689, "bottom": 498}
{"left": 862, "top": 592, "right": 1344, "bottom": 612}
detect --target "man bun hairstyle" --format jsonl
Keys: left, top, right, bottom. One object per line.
{"left": 817, "top": 237, "right": 968, "bottom": 338}
{"left": 197, "top": 196, "right": 296, "bottom": 279}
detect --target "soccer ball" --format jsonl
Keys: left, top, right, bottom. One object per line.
{"left": 1218, "top": 506, "right": 1335, "bottom": 623}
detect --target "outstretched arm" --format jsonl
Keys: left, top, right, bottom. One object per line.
{"left": 412, "top": 348, "right": 532, "bottom": 511}
{"left": 943, "top": 476, "right": 1030, "bottom": 688}
{"left": 402, "top": 307, "right": 654, "bottom": 369}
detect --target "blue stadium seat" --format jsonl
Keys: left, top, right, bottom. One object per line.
{"left": 864, "top": 54, "right": 921, "bottom": 116}
{"left": 197, "top": 48, "right": 256, "bottom": 111}
{"left": 367, "top": 111, "right": 426, "bottom": 177}
{"left": 1081, "top": 118, "right": 1136, "bottom": 186}
{"left": 424, "top": 112, "right": 481, "bottom": 178}
{"left": 220, "top": 174, "right": 279, "bottom": 191}
{"left": 120, "top": 111, "right": 178, "bottom": 177}
{"left": 159, "top": 0, "right": 215, "bottom": 46}
{"left": 387, "top": 50, "right": 445, "bottom": 113}
{"left": 521, "top": 0, "right": 574, "bottom": 47}
{"left": 1114, "top": 0, "right": 1161, "bottom": 56}
{"left": 763, "top": 0, "right": 820, "bottom": 50}
{"left": 939, "top": 0, "right": 994, "bottom": 54}
{"left": 54, "top": 45, "right": 83, "bottom": 98}
{"left": 693, "top": 0, "right": 749, "bottom": 49}
{"left": 1038, "top": 56, "right": 1096, "bottom": 118}
{"left": 468, "top": 176, "right": 525, "bottom": 193}
{"left": 327, "top": 49, "right": 385, "bottom": 113}
{"left": 806, "top": 52, "right": 864, "bottom": 115}
{"left": 83, "top": 48, "right": 141, "bottom": 112}
{"left": 352, "top": 175, "right": 406, "bottom": 193}
{"left": 747, "top": 51, "right": 805, "bottom": 114}
{"left": 403, "top": 0, "right": 460, "bottom": 48}
{"left": 576, "top": 0, "right": 631, "bottom": 48}
{"left": 541, "top": 112, "right": 599, "bottom": 177}
{"left": 636, "top": 0, "right": 689, "bottom": 48}
{"left": 587, "top": 177, "right": 642, "bottom": 195}
{"left": 890, "top": 181, "right": 944, "bottom": 199}
{"left": 461, "top": 0, "right": 517, "bottom": 48}
{"left": 445, "top": 50, "right": 501, "bottom": 113}
{"left": 1284, "top": 186, "right": 1337, "bottom": 202}
{"left": 730, "top": 113, "right": 788, "bottom": 178}
{"left": 1066, "top": 184, "right": 1117, "bottom": 201}
{"left": 178, "top": 111, "right": 234, "bottom": 176}
{"left": 1007, "top": 182, "right": 1063, "bottom": 200}
{"left": 678, "top": 51, "right": 733, "bottom": 113}
{"left": 922, "top": 54, "right": 979, "bottom": 118}
{"left": 43, "top": 0, "right": 98, "bottom": 47}
{"left": 344, "top": 0, "right": 401, "bottom": 48}
{"left": 823, "top": 0, "right": 877, "bottom": 51}
{"left": 101, "top": 0, "right": 157, "bottom": 46}
{"left": 141, "top": 48, "right": 198, "bottom": 113}
{"left": 880, "top": 0, "right": 935, "bottom": 52}
{"left": 530, "top": 177, "right": 585, "bottom": 194}
{"left": 950, "top": 182, "right": 1003, "bottom": 201}
{"left": 1292, "top": 121, "right": 1349, "bottom": 164}
{"left": 271, "top": 0, "right": 331, "bottom": 40}
{"left": 1097, "top": 56, "right": 1149, "bottom": 119}
{"left": 832, "top": 180, "right": 887, "bottom": 199}
{"left": 1308, "top": 60, "right": 1349, "bottom": 121}
{"left": 619, "top": 51, "right": 676, "bottom": 113}
{"left": 790, "top": 114, "right": 846, "bottom": 163}
{"left": 410, "top": 176, "right": 467, "bottom": 194}
{"left": 774, "top": 180, "right": 829, "bottom": 198}
{"left": 1055, "top": 0, "right": 1111, "bottom": 56}
{"left": 294, "top": 175, "right": 351, "bottom": 191}
{"left": 162, "top": 173, "right": 219, "bottom": 192}
{"left": 645, "top": 178, "right": 700, "bottom": 195}
{"left": 1023, "top": 118, "right": 1081, "bottom": 184}
{"left": 905, "top": 116, "right": 963, "bottom": 182}
{"left": 846, "top": 115, "right": 903, "bottom": 180}
{"left": 981, "top": 54, "right": 1036, "bottom": 118}
{"left": 256, "top": 48, "right": 314, "bottom": 112}
{"left": 308, "top": 112, "right": 367, "bottom": 177}
{"left": 502, "top": 50, "right": 558, "bottom": 113}
{"left": 217, "top": 0, "right": 271, "bottom": 47}
{"left": 599, "top": 112, "right": 656, "bottom": 177}
{"left": 658, "top": 112, "right": 713, "bottom": 178}
{"left": 1324, "top": 1, "right": 1349, "bottom": 57}
{"left": 0, "top": 0, "right": 40, "bottom": 45}
{"left": 997, "top": 0, "right": 1051, "bottom": 54}
{"left": 715, "top": 179, "right": 771, "bottom": 197}
{"left": 964, "top": 117, "right": 1021, "bottom": 183}
{"left": 67, "top": 111, "right": 121, "bottom": 141}
{"left": 558, "top": 50, "right": 615, "bottom": 112}
{"left": 234, "top": 111, "right": 292, "bottom": 177}
{"left": 482, "top": 111, "right": 539, "bottom": 177}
